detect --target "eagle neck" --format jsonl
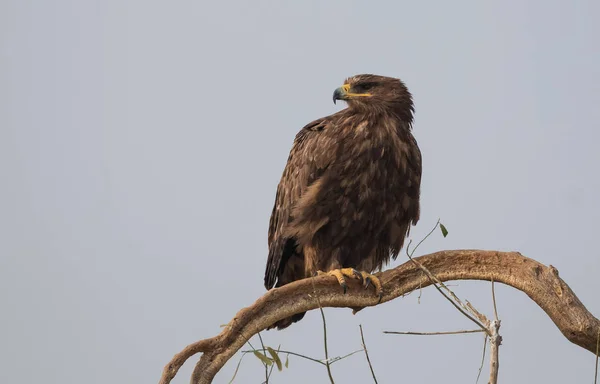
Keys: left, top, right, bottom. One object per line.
{"left": 355, "top": 106, "right": 413, "bottom": 131}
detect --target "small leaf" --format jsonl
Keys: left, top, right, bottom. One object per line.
{"left": 440, "top": 223, "right": 448, "bottom": 238}
{"left": 253, "top": 351, "right": 273, "bottom": 366}
{"left": 228, "top": 354, "right": 246, "bottom": 384}
{"left": 267, "top": 347, "right": 283, "bottom": 371}
{"left": 285, "top": 354, "right": 289, "bottom": 368}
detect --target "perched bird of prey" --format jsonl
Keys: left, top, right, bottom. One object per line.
{"left": 264, "top": 74, "right": 422, "bottom": 330}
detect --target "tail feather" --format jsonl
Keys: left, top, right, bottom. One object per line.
{"left": 265, "top": 248, "right": 306, "bottom": 330}
{"left": 267, "top": 312, "right": 306, "bottom": 330}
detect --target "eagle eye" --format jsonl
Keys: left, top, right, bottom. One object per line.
{"left": 354, "top": 82, "right": 376, "bottom": 93}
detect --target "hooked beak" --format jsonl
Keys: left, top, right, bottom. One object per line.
{"left": 332, "top": 84, "right": 351, "bottom": 104}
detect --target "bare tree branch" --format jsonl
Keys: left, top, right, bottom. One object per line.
{"left": 159, "top": 250, "right": 600, "bottom": 384}
{"left": 488, "top": 319, "right": 501, "bottom": 384}
{"left": 488, "top": 281, "right": 501, "bottom": 384}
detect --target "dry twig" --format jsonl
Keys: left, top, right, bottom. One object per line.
{"left": 241, "top": 348, "right": 361, "bottom": 367}
{"left": 256, "top": 333, "right": 269, "bottom": 383}
{"left": 384, "top": 329, "right": 485, "bottom": 336}
{"left": 359, "top": 325, "right": 378, "bottom": 383}
{"left": 476, "top": 335, "right": 488, "bottom": 384}
{"left": 594, "top": 329, "right": 600, "bottom": 384}
{"left": 488, "top": 319, "right": 501, "bottom": 384}
{"left": 491, "top": 278, "right": 499, "bottom": 320}
{"left": 312, "top": 278, "right": 335, "bottom": 383}
{"left": 488, "top": 280, "right": 501, "bottom": 384}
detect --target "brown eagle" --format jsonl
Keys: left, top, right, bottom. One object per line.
{"left": 264, "top": 74, "right": 422, "bottom": 330}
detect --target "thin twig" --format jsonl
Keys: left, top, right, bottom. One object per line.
{"left": 329, "top": 349, "right": 364, "bottom": 364}
{"left": 228, "top": 339, "right": 260, "bottom": 384}
{"left": 492, "top": 278, "right": 499, "bottom": 320}
{"left": 244, "top": 347, "right": 363, "bottom": 367}
{"left": 359, "top": 325, "right": 378, "bottom": 383}
{"left": 311, "top": 278, "right": 335, "bottom": 383}
{"left": 465, "top": 302, "right": 487, "bottom": 325}
{"left": 318, "top": 299, "right": 335, "bottom": 383}
{"left": 227, "top": 352, "right": 247, "bottom": 384}
{"left": 595, "top": 329, "right": 599, "bottom": 384}
{"left": 406, "top": 218, "right": 440, "bottom": 257}
{"left": 384, "top": 329, "right": 485, "bottom": 336}
{"left": 417, "top": 274, "right": 423, "bottom": 304}
{"left": 246, "top": 339, "right": 257, "bottom": 351}
{"left": 257, "top": 332, "right": 269, "bottom": 384}
{"left": 242, "top": 349, "right": 325, "bottom": 366}
{"left": 476, "top": 335, "right": 488, "bottom": 384}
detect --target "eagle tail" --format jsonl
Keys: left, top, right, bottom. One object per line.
{"left": 267, "top": 312, "right": 306, "bottom": 330}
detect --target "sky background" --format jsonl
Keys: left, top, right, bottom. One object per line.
{"left": 1, "top": 1, "right": 599, "bottom": 383}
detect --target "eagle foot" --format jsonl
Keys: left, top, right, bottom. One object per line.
{"left": 317, "top": 268, "right": 363, "bottom": 294}
{"left": 357, "top": 271, "right": 383, "bottom": 303}
{"left": 317, "top": 268, "right": 383, "bottom": 302}
{"left": 316, "top": 269, "right": 383, "bottom": 302}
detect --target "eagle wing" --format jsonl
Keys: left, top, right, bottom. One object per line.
{"left": 264, "top": 116, "right": 338, "bottom": 289}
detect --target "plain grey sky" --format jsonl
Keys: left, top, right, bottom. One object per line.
{"left": 1, "top": 1, "right": 599, "bottom": 383}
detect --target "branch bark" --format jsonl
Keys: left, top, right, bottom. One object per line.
{"left": 488, "top": 319, "right": 501, "bottom": 384}
{"left": 159, "top": 250, "right": 600, "bottom": 384}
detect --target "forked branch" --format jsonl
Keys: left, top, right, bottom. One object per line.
{"left": 159, "top": 250, "right": 600, "bottom": 384}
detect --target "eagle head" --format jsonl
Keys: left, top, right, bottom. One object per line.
{"left": 333, "top": 74, "right": 414, "bottom": 121}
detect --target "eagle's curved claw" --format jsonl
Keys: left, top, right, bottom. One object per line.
{"left": 357, "top": 271, "right": 383, "bottom": 303}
